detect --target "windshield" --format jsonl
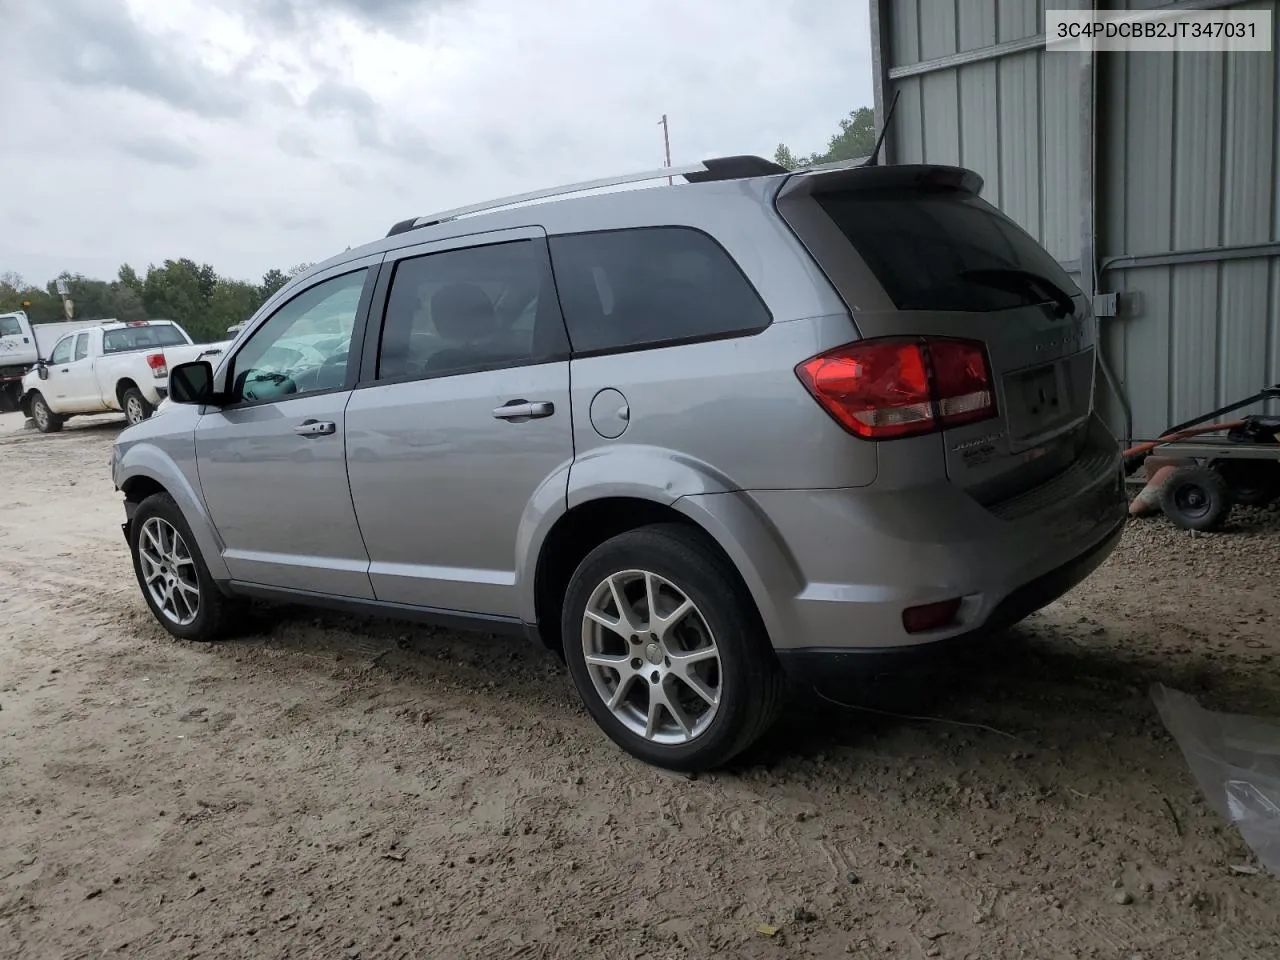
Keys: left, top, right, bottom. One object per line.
{"left": 0, "top": 316, "right": 23, "bottom": 337}
{"left": 816, "top": 187, "right": 1080, "bottom": 313}
{"left": 102, "top": 324, "right": 188, "bottom": 354}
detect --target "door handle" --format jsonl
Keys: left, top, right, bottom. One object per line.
{"left": 294, "top": 419, "right": 336, "bottom": 437}
{"left": 492, "top": 400, "right": 555, "bottom": 421}
{"left": 59, "top": 368, "right": 69, "bottom": 373}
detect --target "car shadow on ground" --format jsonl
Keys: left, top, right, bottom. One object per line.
{"left": 207, "top": 596, "right": 1275, "bottom": 784}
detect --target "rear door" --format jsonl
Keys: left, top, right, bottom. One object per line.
{"left": 344, "top": 227, "right": 573, "bottom": 618}
{"left": 779, "top": 167, "right": 1097, "bottom": 504}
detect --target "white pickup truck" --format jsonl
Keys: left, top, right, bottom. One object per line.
{"left": 19, "top": 320, "right": 229, "bottom": 433}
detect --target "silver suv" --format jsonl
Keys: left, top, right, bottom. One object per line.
{"left": 112, "top": 156, "right": 1127, "bottom": 770}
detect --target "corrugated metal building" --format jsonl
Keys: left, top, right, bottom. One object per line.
{"left": 869, "top": 0, "right": 1279, "bottom": 443}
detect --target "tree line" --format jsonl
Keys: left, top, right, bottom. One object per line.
{"left": 1, "top": 107, "right": 872, "bottom": 343}
{"left": 774, "top": 106, "right": 875, "bottom": 170}
{"left": 0, "top": 260, "right": 312, "bottom": 344}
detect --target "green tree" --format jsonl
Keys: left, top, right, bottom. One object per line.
{"left": 774, "top": 106, "right": 876, "bottom": 170}
{"left": 5, "top": 259, "right": 305, "bottom": 341}
{"left": 118, "top": 263, "right": 143, "bottom": 293}
{"left": 0, "top": 272, "right": 61, "bottom": 322}
{"left": 259, "top": 268, "right": 289, "bottom": 301}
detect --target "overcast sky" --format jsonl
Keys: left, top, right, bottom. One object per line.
{"left": 0, "top": 0, "right": 872, "bottom": 286}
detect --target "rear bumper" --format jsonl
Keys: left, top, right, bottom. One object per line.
{"left": 774, "top": 514, "right": 1124, "bottom": 687}
{"left": 723, "top": 414, "right": 1127, "bottom": 656}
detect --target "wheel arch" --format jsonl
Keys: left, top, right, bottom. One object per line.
{"left": 115, "top": 377, "right": 140, "bottom": 408}
{"left": 528, "top": 492, "right": 799, "bottom": 657}
{"left": 117, "top": 446, "right": 230, "bottom": 582}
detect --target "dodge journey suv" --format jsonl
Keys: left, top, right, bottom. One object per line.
{"left": 112, "top": 156, "right": 1127, "bottom": 770}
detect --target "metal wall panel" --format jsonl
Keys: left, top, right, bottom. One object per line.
{"left": 1097, "top": 3, "right": 1280, "bottom": 435}
{"left": 876, "top": 0, "right": 1280, "bottom": 440}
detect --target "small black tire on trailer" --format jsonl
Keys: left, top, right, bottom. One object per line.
{"left": 560, "top": 523, "right": 784, "bottom": 772}
{"left": 1159, "top": 465, "right": 1234, "bottom": 532}
{"left": 1212, "top": 459, "right": 1280, "bottom": 508}
{"left": 29, "top": 392, "right": 64, "bottom": 433}
{"left": 122, "top": 387, "right": 154, "bottom": 426}
{"left": 128, "top": 492, "right": 243, "bottom": 642}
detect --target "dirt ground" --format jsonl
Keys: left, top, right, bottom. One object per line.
{"left": 1, "top": 410, "right": 1279, "bottom": 960}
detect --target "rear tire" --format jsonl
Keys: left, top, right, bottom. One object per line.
{"left": 29, "top": 392, "right": 63, "bottom": 433}
{"left": 1213, "top": 459, "right": 1280, "bottom": 508}
{"left": 122, "top": 387, "right": 153, "bottom": 426}
{"left": 560, "top": 523, "right": 784, "bottom": 771}
{"left": 129, "top": 492, "right": 242, "bottom": 642}
{"left": 1159, "top": 466, "right": 1233, "bottom": 532}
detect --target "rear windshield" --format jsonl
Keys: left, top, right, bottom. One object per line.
{"left": 816, "top": 188, "right": 1079, "bottom": 313}
{"left": 0, "top": 316, "right": 23, "bottom": 336}
{"left": 102, "top": 324, "right": 188, "bottom": 354}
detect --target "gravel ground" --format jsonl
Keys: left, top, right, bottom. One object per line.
{"left": 1, "top": 410, "right": 1279, "bottom": 959}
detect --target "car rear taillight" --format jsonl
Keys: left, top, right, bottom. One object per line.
{"left": 147, "top": 353, "right": 168, "bottom": 379}
{"left": 794, "top": 337, "right": 996, "bottom": 440}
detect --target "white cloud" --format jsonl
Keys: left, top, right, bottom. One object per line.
{"left": 0, "top": 0, "right": 872, "bottom": 286}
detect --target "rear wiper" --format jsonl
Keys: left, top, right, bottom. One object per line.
{"left": 959, "top": 268, "right": 1075, "bottom": 318}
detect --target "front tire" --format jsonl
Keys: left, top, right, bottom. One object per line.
{"left": 561, "top": 523, "right": 784, "bottom": 771}
{"left": 129, "top": 493, "right": 239, "bottom": 642}
{"left": 122, "top": 387, "right": 153, "bottom": 426}
{"left": 29, "top": 392, "right": 63, "bottom": 433}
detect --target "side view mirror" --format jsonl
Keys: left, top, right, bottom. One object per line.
{"left": 169, "top": 360, "right": 220, "bottom": 405}
{"left": 36, "top": 362, "right": 49, "bottom": 381}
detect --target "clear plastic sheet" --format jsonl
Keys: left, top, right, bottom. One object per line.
{"left": 1153, "top": 684, "right": 1280, "bottom": 874}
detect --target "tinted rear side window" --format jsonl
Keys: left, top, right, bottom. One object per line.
{"left": 102, "top": 324, "right": 188, "bottom": 353}
{"left": 549, "top": 227, "right": 770, "bottom": 354}
{"left": 816, "top": 188, "right": 1078, "bottom": 313}
{"left": 0, "top": 316, "right": 22, "bottom": 336}
{"left": 376, "top": 239, "right": 569, "bottom": 382}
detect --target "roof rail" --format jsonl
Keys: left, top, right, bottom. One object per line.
{"left": 387, "top": 154, "right": 789, "bottom": 237}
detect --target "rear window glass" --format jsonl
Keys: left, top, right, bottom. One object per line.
{"left": 816, "top": 188, "right": 1079, "bottom": 313}
{"left": 102, "top": 324, "right": 187, "bottom": 354}
{"left": 548, "top": 227, "right": 771, "bottom": 354}
{"left": 0, "top": 316, "right": 23, "bottom": 336}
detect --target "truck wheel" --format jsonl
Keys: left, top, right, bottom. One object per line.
{"left": 561, "top": 523, "right": 784, "bottom": 772}
{"left": 0, "top": 382, "right": 19, "bottom": 413}
{"left": 29, "top": 393, "right": 64, "bottom": 434}
{"left": 1159, "top": 465, "right": 1233, "bottom": 532}
{"left": 122, "top": 388, "right": 153, "bottom": 426}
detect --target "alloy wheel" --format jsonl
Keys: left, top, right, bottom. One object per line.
{"left": 137, "top": 516, "right": 201, "bottom": 626}
{"left": 126, "top": 395, "right": 145, "bottom": 424}
{"left": 580, "top": 569, "right": 722, "bottom": 745}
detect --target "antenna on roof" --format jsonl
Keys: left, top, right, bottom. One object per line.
{"left": 862, "top": 89, "right": 901, "bottom": 167}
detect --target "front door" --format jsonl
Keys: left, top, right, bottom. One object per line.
{"left": 40, "top": 335, "right": 77, "bottom": 411}
{"left": 63, "top": 332, "right": 107, "bottom": 412}
{"left": 194, "top": 264, "right": 378, "bottom": 598}
{"left": 345, "top": 229, "right": 573, "bottom": 618}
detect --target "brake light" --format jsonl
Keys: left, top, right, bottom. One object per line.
{"left": 795, "top": 337, "right": 996, "bottom": 440}
{"left": 146, "top": 352, "right": 168, "bottom": 378}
